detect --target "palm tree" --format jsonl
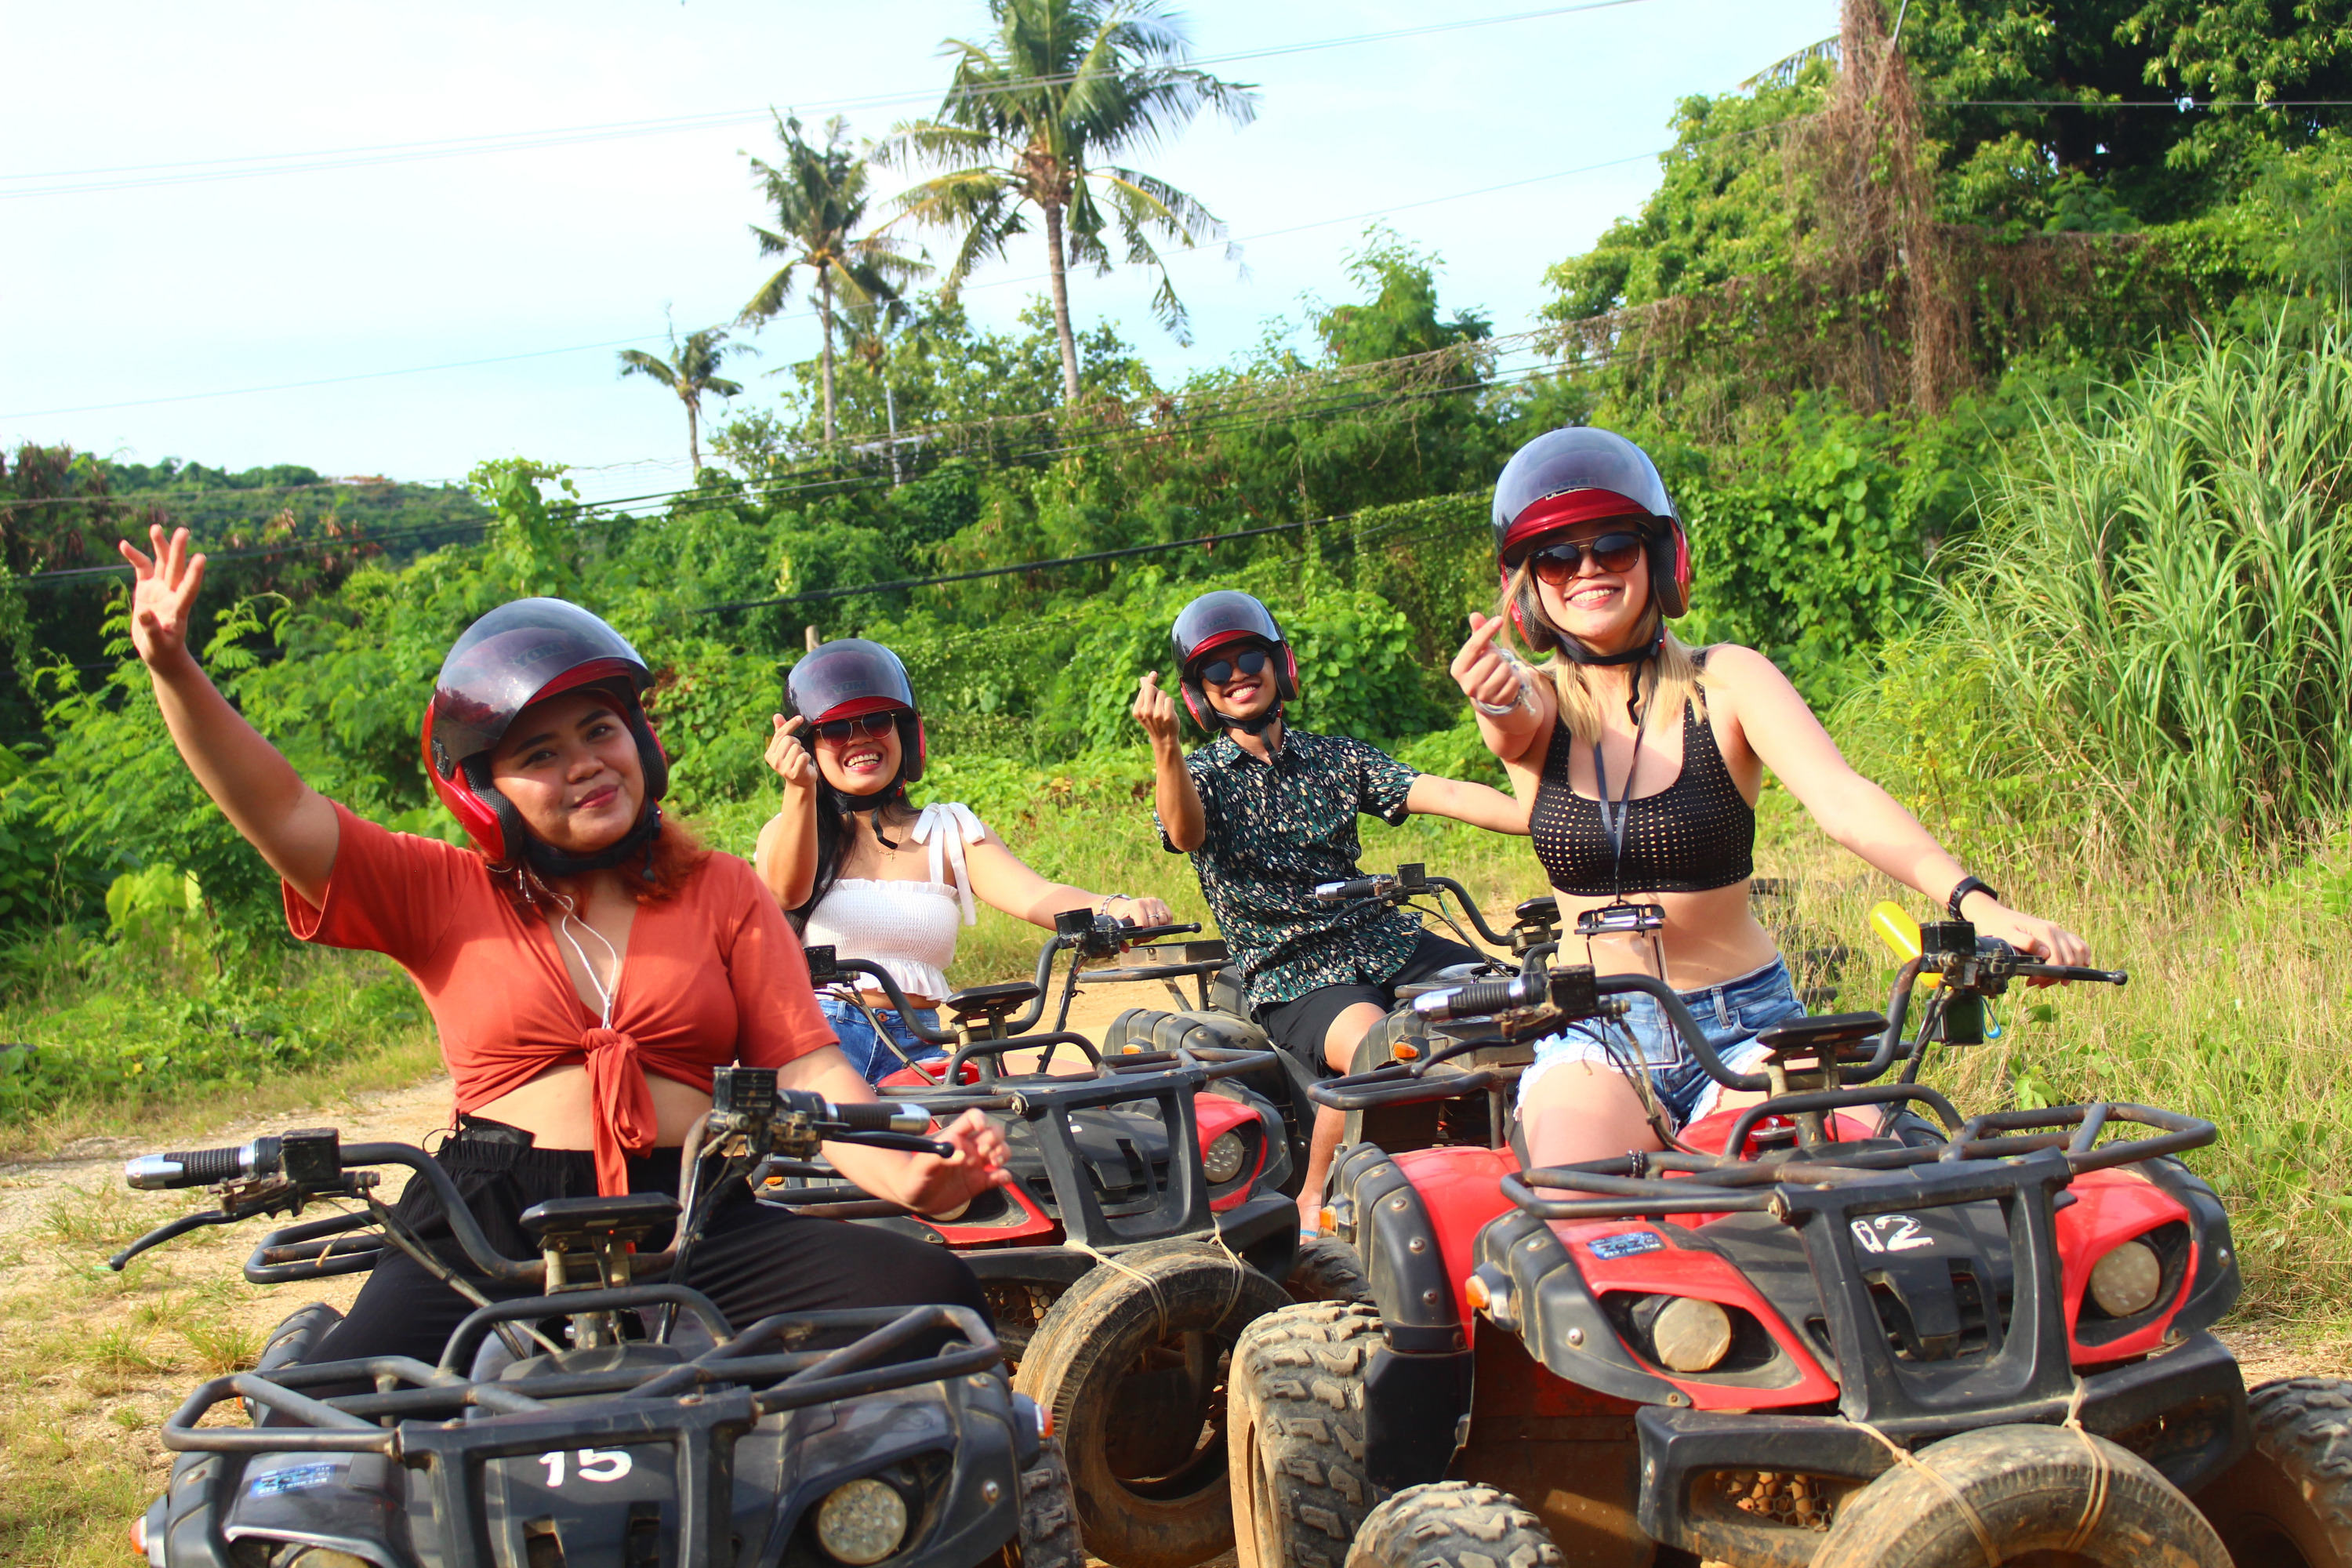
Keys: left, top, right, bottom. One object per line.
{"left": 739, "top": 114, "right": 927, "bottom": 451}
{"left": 880, "top": 0, "right": 1256, "bottom": 405}
{"left": 616, "top": 325, "right": 748, "bottom": 472}
{"left": 841, "top": 296, "right": 913, "bottom": 484}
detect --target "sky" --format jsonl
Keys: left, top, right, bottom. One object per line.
{"left": 2, "top": 0, "right": 1838, "bottom": 504}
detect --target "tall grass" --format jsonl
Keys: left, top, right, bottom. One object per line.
{"left": 1900, "top": 324, "right": 2352, "bottom": 856}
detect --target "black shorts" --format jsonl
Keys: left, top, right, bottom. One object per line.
{"left": 304, "top": 1118, "right": 987, "bottom": 1373}
{"left": 1258, "top": 931, "right": 1485, "bottom": 1076}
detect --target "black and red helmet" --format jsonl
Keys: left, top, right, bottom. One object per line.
{"left": 422, "top": 598, "right": 670, "bottom": 866}
{"left": 1171, "top": 590, "right": 1299, "bottom": 734}
{"left": 1493, "top": 427, "right": 1690, "bottom": 655}
{"left": 788, "top": 638, "right": 926, "bottom": 786}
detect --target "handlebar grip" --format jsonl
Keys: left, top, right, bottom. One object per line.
{"left": 1313, "top": 877, "right": 1389, "bottom": 905}
{"left": 1118, "top": 921, "right": 1203, "bottom": 944}
{"left": 125, "top": 1139, "right": 269, "bottom": 1190}
{"left": 828, "top": 1101, "right": 935, "bottom": 1137}
{"left": 1413, "top": 971, "right": 1541, "bottom": 1022}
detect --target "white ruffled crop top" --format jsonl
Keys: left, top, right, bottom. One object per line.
{"left": 801, "top": 803, "right": 989, "bottom": 1003}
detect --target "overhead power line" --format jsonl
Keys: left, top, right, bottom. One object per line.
{"left": 3, "top": 353, "right": 1567, "bottom": 593}
{"left": 692, "top": 492, "right": 1478, "bottom": 617}
{"left": 1, "top": 114, "right": 1750, "bottom": 426}
{"left": 2, "top": 0, "right": 1668, "bottom": 201}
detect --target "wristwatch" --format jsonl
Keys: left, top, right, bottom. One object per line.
{"left": 1947, "top": 876, "right": 2000, "bottom": 920}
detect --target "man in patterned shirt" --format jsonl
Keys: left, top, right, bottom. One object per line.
{"left": 1133, "top": 590, "right": 1529, "bottom": 1234}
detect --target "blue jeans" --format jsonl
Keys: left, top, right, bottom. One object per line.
{"left": 1519, "top": 956, "right": 1806, "bottom": 1127}
{"left": 818, "top": 993, "right": 945, "bottom": 1085}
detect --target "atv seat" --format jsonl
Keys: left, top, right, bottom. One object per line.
{"left": 1754, "top": 1011, "right": 1888, "bottom": 1063}
{"left": 946, "top": 980, "right": 1038, "bottom": 1025}
{"left": 519, "top": 1193, "right": 680, "bottom": 1251}
{"left": 1513, "top": 895, "right": 1559, "bottom": 927}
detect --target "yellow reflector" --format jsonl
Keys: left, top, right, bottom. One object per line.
{"left": 1392, "top": 1039, "right": 1422, "bottom": 1062}
{"left": 1465, "top": 1274, "right": 1491, "bottom": 1310}
{"left": 1317, "top": 1207, "right": 1338, "bottom": 1236}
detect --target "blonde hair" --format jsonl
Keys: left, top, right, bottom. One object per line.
{"left": 1494, "top": 561, "right": 1710, "bottom": 745}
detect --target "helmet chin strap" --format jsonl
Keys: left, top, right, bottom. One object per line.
{"left": 1555, "top": 615, "right": 1665, "bottom": 668}
{"left": 521, "top": 803, "right": 663, "bottom": 880}
{"left": 1207, "top": 701, "right": 1284, "bottom": 737}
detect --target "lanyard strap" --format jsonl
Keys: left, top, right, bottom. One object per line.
{"left": 1589, "top": 678, "right": 1650, "bottom": 901}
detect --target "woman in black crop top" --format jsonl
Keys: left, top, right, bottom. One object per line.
{"left": 1450, "top": 428, "right": 2093, "bottom": 1168}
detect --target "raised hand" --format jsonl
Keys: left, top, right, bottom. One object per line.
{"left": 765, "top": 714, "right": 814, "bottom": 792}
{"left": 118, "top": 524, "right": 209, "bottom": 669}
{"left": 1133, "top": 670, "right": 1181, "bottom": 746}
{"left": 1451, "top": 612, "right": 1528, "bottom": 715}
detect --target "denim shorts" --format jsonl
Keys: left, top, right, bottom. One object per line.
{"left": 1518, "top": 956, "right": 1805, "bottom": 1128}
{"left": 818, "top": 992, "right": 945, "bottom": 1085}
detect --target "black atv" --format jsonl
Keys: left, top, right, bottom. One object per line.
{"left": 1230, "top": 920, "right": 2350, "bottom": 1568}
{"left": 111, "top": 1067, "right": 1080, "bottom": 1568}
{"left": 770, "top": 913, "right": 1301, "bottom": 1568}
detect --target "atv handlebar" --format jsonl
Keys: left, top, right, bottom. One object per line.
{"left": 1311, "top": 863, "right": 1530, "bottom": 949}
{"left": 1411, "top": 969, "right": 1547, "bottom": 1021}
{"left": 113, "top": 1089, "right": 942, "bottom": 1275}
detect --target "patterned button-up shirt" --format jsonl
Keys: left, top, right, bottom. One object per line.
{"left": 1158, "top": 728, "right": 1423, "bottom": 1009}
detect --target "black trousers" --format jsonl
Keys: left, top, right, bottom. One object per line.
{"left": 1257, "top": 931, "right": 1486, "bottom": 1076}
{"left": 305, "top": 1123, "right": 989, "bottom": 1372}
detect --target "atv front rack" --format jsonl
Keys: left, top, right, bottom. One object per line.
{"left": 862, "top": 1044, "right": 1283, "bottom": 1252}
{"left": 162, "top": 1298, "right": 998, "bottom": 1454}
{"left": 1506, "top": 1099, "right": 2220, "bottom": 1223}
{"left": 1501, "top": 1103, "right": 2220, "bottom": 1432}
{"left": 162, "top": 1298, "right": 996, "bottom": 1564}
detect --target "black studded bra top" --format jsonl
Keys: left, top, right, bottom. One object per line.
{"left": 1529, "top": 698, "right": 1755, "bottom": 896}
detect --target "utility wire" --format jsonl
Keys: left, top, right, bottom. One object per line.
{"left": 0, "top": 118, "right": 1696, "bottom": 425}
{"left": 3, "top": 355, "right": 1561, "bottom": 593}
{"left": 695, "top": 493, "right": 1479, "bottom": 617}
{"left": 1, "top": 0, "right": 1671, "bottom": 198}
{"left": 5, "top": 321, "right": 1565, "bottom": 510}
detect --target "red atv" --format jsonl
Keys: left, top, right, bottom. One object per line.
{"left": 1231, "top": 919, "right": 2343, "bottom": 1567}
{"left": 779, "top": 913, "right": 1301, "bottom": 1568}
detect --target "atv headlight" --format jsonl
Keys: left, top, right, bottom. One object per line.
{"left": 1203, "top": 1131, "right": 1247, "bottom": 1185}
{"left": 817, "top": 1476, "right": 908, "bottom": 1565}
{"left": 1646, "top": 1296, "right": 1733, "bottom": 1374}
{"left": 2089, "top": 1238, "right": 2163, "bottom": 1318}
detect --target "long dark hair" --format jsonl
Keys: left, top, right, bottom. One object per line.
{"left": 789, "top": 776, "right": 920, "bottom": 931}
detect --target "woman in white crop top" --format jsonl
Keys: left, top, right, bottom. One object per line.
{"left": 753, "top": 638, "right": 1174, "bottom": 1082}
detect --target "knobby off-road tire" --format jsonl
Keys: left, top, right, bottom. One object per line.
{"left": 241, "top": 1302, "right": 342, "bottom": 1421}
{"left": 2195, "top": 1376, "right": 2352, "bottom": 1567}
{"left": 1229, "top": 1301, "right": 1385, "bottom": 1568}
{"left": 1345, "top": 1483, "right": 1563, "bottom": 1568}
{"left": 1811, "top": 1424, "right": 2230, "bottom": 1568}
{"left": 1013, "top": 1241, "right": 1290, "bottom": 1568}
{"left": 1000, "top": 1435, "right": 1087, "bottom": 1568}
{"left": 1285, "top": 1238, "right": 1372, "bottom": 1305}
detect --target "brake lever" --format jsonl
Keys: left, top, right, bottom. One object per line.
{"left": 108, "top": 1181, "right": 307, "bottom": 1272}
{"left": 826, "top": 1130, "right": 956, "bottom": 1157}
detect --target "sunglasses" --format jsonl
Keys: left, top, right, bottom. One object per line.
{"left": 811, "top": 712, "right": 901, "bottom": 743}
{"left": 1194, "top": 648, "right": 1271, "bottom": 687}
{"left": 1529, "top": 531, "right": 1646, "bottom": 586}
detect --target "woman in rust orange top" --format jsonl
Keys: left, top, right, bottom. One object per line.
{"left": 118, "top": 524, "right": 1006, "bottom": 1367}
